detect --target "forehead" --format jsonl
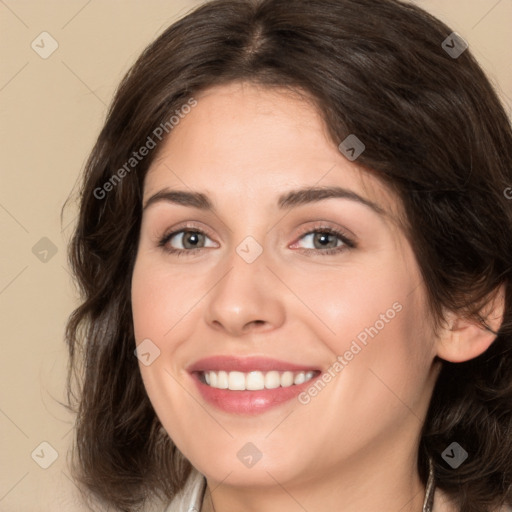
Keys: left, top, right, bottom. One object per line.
{"left": 143, "top": 81, "right": 404, "bottom": 223}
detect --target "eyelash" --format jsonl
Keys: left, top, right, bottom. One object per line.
{"left": 157, "top": 223, "right": 356, "bottom": 257}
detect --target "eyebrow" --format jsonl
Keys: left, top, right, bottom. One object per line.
{"left": 142, "top": 186, "right": 386, "bottom": 216}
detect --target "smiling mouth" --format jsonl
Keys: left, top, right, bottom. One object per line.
{"left": 197, "top": 370, "right": 320, "bottom": 390}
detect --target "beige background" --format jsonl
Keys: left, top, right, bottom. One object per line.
{"left": 1, "top": 1, "right": 511, "bottom": 511}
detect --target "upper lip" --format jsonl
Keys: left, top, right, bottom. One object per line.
{"left": 187, "top": 355, "right": 321, "bottom": 373}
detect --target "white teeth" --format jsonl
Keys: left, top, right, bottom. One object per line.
{"left": 281, "top": 371, "right": 294, "bottom": 387}
{"left": 228, "top": 371, "right": 245, "bottom": 390}
{"left": 202, "top": 369, "right": 317, "bottom": 390}
{"left": 217, "top": 370, "right": 229, "bottom": 389}
{"left": 264, "top": 370, "right": 280, "bottom": 389}
{"left": 294, "top": 372, "right": 305, "bottom": 385}
{"left": 246, "top": 371, "right": 265, "bottom": 390}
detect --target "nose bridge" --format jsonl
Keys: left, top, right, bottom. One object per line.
{"left": 215, "top": 235, "right": 268, "bottom": 304}
{"left": 204, "top": 234, "right": 285, "bottom": 334}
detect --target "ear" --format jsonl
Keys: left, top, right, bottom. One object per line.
{"left": 436, "top": 284, "right": 506, "bottom": 363}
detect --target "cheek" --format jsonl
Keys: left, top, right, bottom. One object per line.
{"left": 131, "top": 256, "right": 206, "bottom": 341}
{"left": 289, "top": 249, "right": 434, "bottom": 425}
{"left": 285, "top": 248, "right": 424, "bottom": 357}
{"left": 130, "top": 258, "right": 200, "bottom": 446}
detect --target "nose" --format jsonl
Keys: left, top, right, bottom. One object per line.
{"left": 204, "top": 244, "right": 286, "bottom": 337}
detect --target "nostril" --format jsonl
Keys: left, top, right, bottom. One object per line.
{"left": 243, "top": 320, "right": 266, "bottom": 330}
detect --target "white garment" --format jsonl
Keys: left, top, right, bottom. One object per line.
{"left": 163, "top": 468, "right": 206, "bottom": 512}
{"left": 163, "top": 467, "right": 512, "bottom": 512}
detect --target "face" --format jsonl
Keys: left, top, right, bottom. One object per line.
{"left": 131, "top": 81, "right": 440, "bottom": 489}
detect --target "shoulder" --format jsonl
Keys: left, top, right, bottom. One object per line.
{"left": 162, "top": 468, "right": 206, "bottom": 512}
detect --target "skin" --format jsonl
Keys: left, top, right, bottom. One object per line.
{"left": 131, "top": 81, "right": 501, "bottom": 512}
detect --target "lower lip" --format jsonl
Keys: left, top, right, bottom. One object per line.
{"left": 190, "top": 372, "right": 320, "bottom": 414}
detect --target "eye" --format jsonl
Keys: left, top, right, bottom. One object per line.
{"left": 158, "top": 228, "right": 217, "bottom": 255}
{"left": 291, "top": 226, "right": 356, "bottom": 256}
{"left": 157, "top": 224, "right": 356, "bottom": 257}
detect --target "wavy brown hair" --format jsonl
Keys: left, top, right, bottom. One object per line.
{"left": 64, "top": 0, "right": 512, "bottom": 510}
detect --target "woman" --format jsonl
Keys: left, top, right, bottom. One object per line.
{"left": 64, "top": 0, "right": 512, "bottom": 511}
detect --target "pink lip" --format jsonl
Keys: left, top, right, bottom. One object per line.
{"left": 187, "top": 355, "right": 321, "bottom": 373}
{"left": 187, "top": 356, "right": 322, "bottom": 415}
